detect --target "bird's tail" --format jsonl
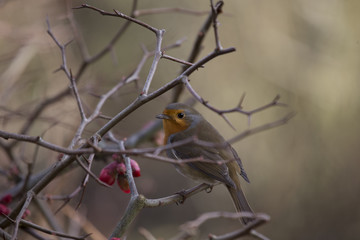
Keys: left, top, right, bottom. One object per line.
{"left": 227, "top": 186, "right": 254, "bottom": 225}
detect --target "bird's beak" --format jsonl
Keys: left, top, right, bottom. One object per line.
{"left": 156, "top": 114, "right": 171, "bottom": 120}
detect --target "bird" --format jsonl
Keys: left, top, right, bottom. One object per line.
{"left": 156, "top": 102, "right": 254, "bottom": 224}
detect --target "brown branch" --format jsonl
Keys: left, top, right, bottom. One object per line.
{"left": 145, "top": 183, "right": 215, "bottom": 207}
{"left": 161, "top": 53, "right": 201, "bottom": 67}
{"left": 210, "top": 0, "right": 223, "bottom": 51}
{"left": 209, "top": 214, "right": 270, "bottom": 240}
{"left": 75, "top": 156, "right": 111, "bottom": 187}
{"left": 75, "top": 4, "right": 159, "bottom": 34}
{"left": 134, "top": 7, "right": 209, "bottom": 17}
{"left": 21, "top": 219, "right": 90, "bottom": 240}
{"left": 171, "top": 211, "right": 269, "bottom": 240}
{"left": 1, "top": 112, "right": 294, "bottom": 162}
{"left": 10, "top": 191, "right": 34, "bottom": 240}
{"left": 71, "top": 0, "right": 138, "bottom": 80}
{"left": 172, "top": 0, "right": 224, "bottom": 102}
{"left": 182, "top": 75, "right": 289, "bottom": 128}
{"left": 46, "top": 18, "right": 87, "bottom": 121}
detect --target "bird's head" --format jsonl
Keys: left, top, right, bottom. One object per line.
{"left": 156, "top": 103, "right": 201, "bottom": 140}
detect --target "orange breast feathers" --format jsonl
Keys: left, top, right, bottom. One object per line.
{"left": 161, "top": 109, "right": 190, "bottom": 145}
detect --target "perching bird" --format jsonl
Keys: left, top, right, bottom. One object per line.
{"left": 156, "top": 102, "right": 253, "bottom": 224}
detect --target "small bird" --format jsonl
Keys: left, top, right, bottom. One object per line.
{"left": 156, "top": 102, "right": 253, "bottom": 224}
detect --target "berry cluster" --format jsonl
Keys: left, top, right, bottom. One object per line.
{"left": 99, "top": 154, "right": 141, "bottom": 193}
{"left": 0, "top": 194, "right": 30, "bottom": 219}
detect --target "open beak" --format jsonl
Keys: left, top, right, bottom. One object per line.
{"left": 156, "top": 114, "right": 171, "bottom": 120}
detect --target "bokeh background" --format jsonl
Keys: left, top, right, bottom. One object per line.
{"left": 1, "top": 0, "right": 360, "bottom": 239}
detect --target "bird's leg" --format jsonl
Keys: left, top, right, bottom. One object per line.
{"left": 175, "top": 189, "right": 187, "bottom": 204}
{"left": 205, "top": 184, "right": 213, "bottom": 193}
{"left": 175, "top": 183, "right": 212, "bottom": 204}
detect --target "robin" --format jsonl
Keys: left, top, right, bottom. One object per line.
{"left": 156, "top": 102, "right": 254, "bottom": 224}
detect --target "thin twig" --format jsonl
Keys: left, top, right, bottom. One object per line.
{"left": 21, "top": 219, "right": 90, "bottom": 240}
{"left": 172, "top": 0, "right": 224, "bottom": 102}
{"left": 75, "top": 156, "right": 111, "bottom": 187}
{"left": 161, "top": 53, "right": 200, "bottom": 67}
{"left": 144, "top": 183, "right": 215, "bottom": 208}
{"left": 182, "top": 76, "right": 288, "bottom": 128}
{"left": 0, "top": 112, "right": 294, "bottom": 159}
{"left": 120, "top": 140, "right": 138, "bottom": 196}
{"left": 141, "top": 28, "right": 165, "bottom": 96}
{"left": 210, "top": 0, "right": 223, "bottom": 51}
{"left": 11, "top": 191, "right": 34, "bottom": 240}
{"left": 46, "top": 18, "right": 86, "bottom": 121}
{"left": 209, "top": 215, "right": 270, "bottom": 240}
{"left": 134, "top": 7, "right": 209, "bottom": 17}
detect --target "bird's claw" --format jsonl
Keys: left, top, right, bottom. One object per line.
{"left": 205, "top": 185, "right": 213, "bottom": 193}
{"left": 175, "top": 189, "right": 187, "bottom": 204}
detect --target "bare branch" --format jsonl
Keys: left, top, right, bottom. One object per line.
{"left": 134, "top": 7, "right": 209, "bottom": 17}
{"left": 209, "top": 214, "right": 270, "bottom": 240}
{"left": 161, "top": 53, "right": 201, "bottom": 68}
{"left": 210, "top": 0, "right": 223, "bottom": 51}
{"left": 141, "top": 29, "right": 165, "bottom": 96}
{"left": 46, "top": 18, "right": 87, "bottom": 121}
{"left": 11, "top": 191, "right": 34, "bottom": 240}
{"left": 182, "top": 76, "right": 288, "bottom": 128}
{"left": 21, "top": 219, "right": 90, "bottom": 240}
{"left": 144, "top": 183, "right": 215, "bottom": 207}
{"left": 172, "top": 0, "right": 224, "bottom": 102}
{"left": 75, "top": 156, "right": 110, "bottom": 187}
{"left": 120, "top": 139, "right": 139, "bottom": 196}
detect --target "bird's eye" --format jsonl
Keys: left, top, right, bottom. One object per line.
{"left": 177, "top": 112, "right": 185, "bottom": 119}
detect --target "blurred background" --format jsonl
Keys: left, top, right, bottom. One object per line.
{"left": 1, "top": 0, "right": 360, "bottom": 239}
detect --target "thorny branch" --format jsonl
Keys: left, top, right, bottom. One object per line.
{"left": 0, "top": 0, "right": 294, "bottom": 239}
{"left": 172, "top": 211, "right": 270, "bottom": 240}
{"left": 182, "top": 76, "right": 288, "bottom": 128}
{"left": 0, "top": 112, "right": 294, "bottom": 159}
{"left": 172, "top": 0, "right": 224, "bottom": 102}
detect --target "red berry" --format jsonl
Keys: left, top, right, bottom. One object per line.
{"left": 0, "top": 204, "right": 9, "bottom": 215}
{"left": 22, "top": 209, "right": 31, "bottom": 219}
{"left": 0, "top": 194, "right": 12, "bottom": 204}
{"left": 117, "top": 175, "right": 130, "bottom": 193}
{"left": 116, "top": 163, "right": 126, "bottom": 175}
{"left": 99, "top": 162, "right": 118, "bottom": 185}
{"left": 130, "top": 159, "right": 141, "bottom": 177}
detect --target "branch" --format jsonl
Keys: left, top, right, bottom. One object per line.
{"left": 172, "top": 0, "right": 224, "bottom": 102}
{"left": 144, "top": 183, "right": 214, "bottom": 207}
{"left": 21, "top": 219, "right": 90, "bottom": 240}
{"left": 10, "top": 191, "right": 34, "bottom": 240}
{"left": 171, "top": 211, "right": 270, "bottom": 240}
{"left": 182, "top": 75, "right": 289, "bottom": 128}
{"left": 46, "top": 17, "right": 86, "bottom": 120}
{"left": 73, "top": 0, "right": 137, "bottom": 79}
{"left": 0, "top": 130, "right": 93, "bottom": 155}
{"left": 210, "top": 0, "right": 223, "bottom": 51}
{"left": 75, "top": 4, "right": 159, "bottom": 34}
{"left": 141, "top": 29, "right": 165, "bottom": 96}
{"left": 134, "top": 7, "right": 209, "bottom": 17}
{"left": 228, "top": 112, "right": 296, "bottom": 145}
{"left": 209, "top": 214, "right": 270, "bottom": 240}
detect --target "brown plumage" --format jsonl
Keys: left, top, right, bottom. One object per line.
{"left": 156, "top": 103, "right": 254, "bottom": 224}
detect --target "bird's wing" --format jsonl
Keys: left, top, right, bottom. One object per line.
{"left": 169, "top": 134, "right": 235, "bottom": 187}
{"left": 195, "top": 119, "right": 250, "bottom": 183}
{"left": 228, "top": 146, "right": 250, "bottom": 183}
